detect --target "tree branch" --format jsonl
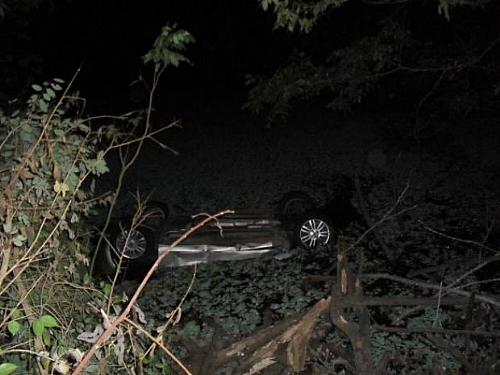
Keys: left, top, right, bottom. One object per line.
{"left": 363, "top": 273, "right": 500, "bottom": 307}
{"left": 72, "top": 210, "right": 234, "bottom": 375}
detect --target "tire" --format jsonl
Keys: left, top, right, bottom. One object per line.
{"left": 277, "top": 191, "right": 316, "bottom": 221}
{"left": 294, "top": 213, "right": 334, "bottom": 250}
{"left": 142, "top": 201, "right": 170, "bottom": 231}
{"left": 100, "top": 222, "right": 158, "bottom": 280}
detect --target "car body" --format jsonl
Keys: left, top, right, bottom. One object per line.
{"left": 94, "top": 193, "right": 334, "bottom": 279}
{"left": 157, "top": 211, "right": 293, "bottom": 267}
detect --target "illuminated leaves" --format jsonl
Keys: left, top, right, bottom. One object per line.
{"left": 0, "top": 363, "right": 17, "bottom": 375}
{"left": 1, "top": 79, "right": 111, "bottom": 255}
{"left": 143, "top": 24, "right": 195, "bottom": 68}
{"left": 7, "top": 321, "right": 21, "bottom": 336}
{"left": 53, "top": 180, "right": 70, "bottom": 197}
{"left": 32, "top": 314, "right": 59, "bottom": 347}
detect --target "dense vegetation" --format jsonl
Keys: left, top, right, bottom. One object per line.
{"left": 0, "top": 0, "right": 499, "bottom": 374}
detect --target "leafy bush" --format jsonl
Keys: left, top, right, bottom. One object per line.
{"left": 0, "top": 22, "right": 197, "bottom": 374}
{"left": 0, "top": 78, "right": 117, "bottom": 372}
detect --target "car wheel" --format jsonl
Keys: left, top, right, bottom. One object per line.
{"left": 143, "top": 201, "right": 170, "bottom": 230}
{"left": 103, "top": 222, "right": 158, "bottom": 280}
{"left": 277, "top": 191, "right": 316, "bottom": 221}
{"left": 295, "top": 214, "right": 333, "bottom": 250}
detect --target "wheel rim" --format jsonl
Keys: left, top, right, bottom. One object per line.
{"left": 115, "top": 229, "right": 147, "bottom": 259}
{"left": 299, "top": 218, "right": 331, "bottom": 249}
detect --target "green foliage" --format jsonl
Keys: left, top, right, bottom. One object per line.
{"left": 142, "top": 355, "right": 174, "bottom": 375}
{"left": 244, "top": 51, "right": 324, "bottom": 121}
{"left": 31, "top": 320, "right": 44, "bottom": 337}
{"left": 182, "top": 320, "right": 201, "bottom": 337}
{"left": 0, "top": 0, "right": 45, "bottom": 18}
{"left": 0, "top": 363, "right": 17, "bottom": 375}
{"left": 245, "top": 20, "right": 409, "bottom": 119}
{"left": 0, "top": 79, "right": 116, "bottom": 371}
{"left": 259, "top": 0, "right": 347, "bottom": 33}
{"left": 371, "top": 331, "right": 459, "bottom": 374}
{"left": 0, "top": 78, "right": 111, "bottom": 252}
{"left": 6, "top": 321, "right": 21, "bottom": 336}
{"left": 141, "top": 258, "right": 329, "bottom": 337}
{"left": 0, "top": 19, "right": 195, "bottom": 373}
{"left": 258, "top": 0, "right": 494, "bottom": 32}
{"left": 31, "top": 314, "right": 59, "bottom": 348}
{"left": 143, "top": 24, "right": 195, "bottom": 68}
{"left": 251, "top": 0, "right": 499, "bottom": 124}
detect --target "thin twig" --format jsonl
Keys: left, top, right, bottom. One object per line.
{"left": 433, "top": 281, "right": 443, "bottom": 327}
{"left": 363, "top": 273, "right": 500, "bottom": 307}
{"left": 373, "top": 324, "right": 500, "bottom": 338}
{"left": 420, "top": 222, "right": 499, "bottom": 254}
{"left": 349, "top": 175, "right": 412, "bottom": 253}
{"left": 144, "top": 264, "right": 198, "bottom": 358}
{"left": 446, "top": 254, "right": 500, "bottom": 289}
{"left": 414, "top": 70, "right": 446, "bottom": 138}
{"left": 125, "top": 317, "right": 193, "bottom": 375}
{"left": 90, "top": 70, "right": 179, "bottom": 276}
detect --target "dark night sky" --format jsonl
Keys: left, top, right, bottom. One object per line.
{"left": 1, "top": 1, "right": 499, "bottom": 119}
{"left": 1, "top": 1, "right": 414, "bottom": 112}
{"left": 15, "top": 1, "right": 292, "bottom": 113}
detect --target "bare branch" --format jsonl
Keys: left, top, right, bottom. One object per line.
{"left": 350, "top": 174, "right": 412, "bottom": 255}
{"left": 420, "top": 222, "right": 499, "bottom": 254}
{"left": 373, "top": 324, "right": 500, "bottom": 338}
{"left": 363, "top": 273, "right": 500, "bottom": 307}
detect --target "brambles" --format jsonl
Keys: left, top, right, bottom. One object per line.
{"left": 0, "top": 76, "right": 116, "bottom": 372}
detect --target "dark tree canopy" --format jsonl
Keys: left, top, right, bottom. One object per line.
{"left": 245, "top": 0, "right": 500, "bottom": 130}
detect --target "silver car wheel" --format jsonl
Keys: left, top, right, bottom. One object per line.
{"left": 115, "top": 229, "right": 147, "bottom": 259}
{"left": 299, "top": 218, "right": 331, "bottom": 249}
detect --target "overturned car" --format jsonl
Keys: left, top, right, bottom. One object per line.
{"left": 94, "top": 192, "right": 335, "bottom": 279}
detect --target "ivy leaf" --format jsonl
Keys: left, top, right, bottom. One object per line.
{"left": 38, "top": 99, "right": 48, "bottom": 112}
{"left": 182, "top": 321, "right": 200, "bottom": 337}
{"left": 2, "top": 223, "right": 17, "bottom": 235}
{"left": 53, "top": 128, "right": 65, "bottom": 138}
{"left": 51, "top": 82, "right": 63, "bottom": 91}
{"left": 46, "top": 88, "right": 56, "bottom": 98}
{"left": 0, "top": 363, "right": 17, "bottom": 375}
{"left": 40, "top": 314, "right": 58, "bottom": 328}
{"left": 53, "top": 180, "right": 70, "bottom": 197}
{"left": 32, "top": 319, "right": 45, "bottom": 337}
{"left": 91, "top": 158, "right": 109, "bottom": 176}
{"left": 7, "top": 321, "right": 21, "bottom": 336}
{"left": 32, "top": 84, "right": 42, "bottom": 92}
{"left": 101, "top": 282, "right": 112, "bottom": 297}
{"left": 12, "top": 234, "right": 27, "bottom": 247}
{"left": 42, "top": 329, "right": 51, "bottom": 347}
